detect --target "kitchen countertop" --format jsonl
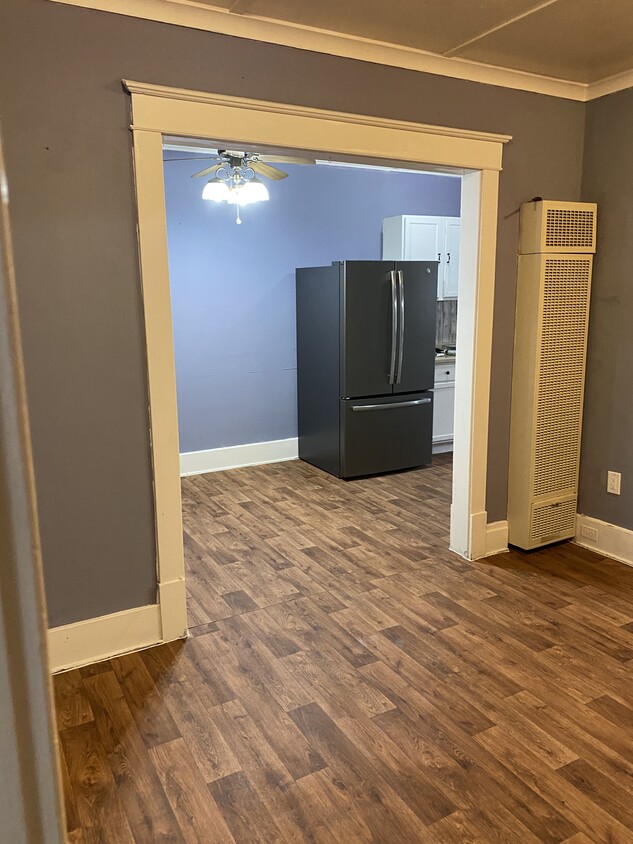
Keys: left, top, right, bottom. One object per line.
{"left": 435, "top": 354, "right": 457, "bottom": 365}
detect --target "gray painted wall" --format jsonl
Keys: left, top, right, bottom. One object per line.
{"left": 0, "top": 0, "right": 585, "bottom": 626}
{"left": 165, "top": 157, "right": 460, "bottom": 453}
{"left": 0, "top": 124, "right": 65, "bottom": 844}
{"left": 579, "top": 88, "right": 633, "bottom": 529}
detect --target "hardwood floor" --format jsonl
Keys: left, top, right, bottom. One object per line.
{"left": 55, "top": 455, "right": 633, "bottom": 842}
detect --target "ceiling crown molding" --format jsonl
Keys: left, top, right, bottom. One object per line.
{"left": 48, "top": 0, "right": 633, "bottom": 102}
{"left": 585, "top": 67, "right": 633, "bottom": 102}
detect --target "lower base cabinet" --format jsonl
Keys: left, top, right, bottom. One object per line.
{"left": 433, "top": 361, "right": 455, "bottom": 453}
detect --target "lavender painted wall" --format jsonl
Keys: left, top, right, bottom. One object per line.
{"left": 164, "top": 159, "right": 461, "bottom": 454}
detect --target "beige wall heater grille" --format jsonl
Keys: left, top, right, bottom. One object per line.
{"left": 508, "top": 201, "right": 596, "bottom": 550}
{"left": 519, "top": 200, "right": 597, "bottom": 254}
{"left": 530, "top": 497, "right": 578, "bottom": 545}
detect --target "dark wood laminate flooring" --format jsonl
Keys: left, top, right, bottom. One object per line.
{"left": 55, "top": 455, "right": 633, "bottom": 843}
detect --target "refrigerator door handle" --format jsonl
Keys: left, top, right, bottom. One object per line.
{"left": 388, "top": 270, "right": 398, "bottom": 384}
{"left": 351, "top": 398, "right": 431, "bottom": 412}
{"left": 396, "top": 270, "right": 405, "bottom": 383}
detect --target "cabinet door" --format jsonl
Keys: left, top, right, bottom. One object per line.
{"left": 403, "top": 217, "right": 444, "bottom": 263}
{"left": 442, "top": 220, "right": 461, "bottom": 299}
{"left": 432, "top": 381, "right": 455, "bottom": 443}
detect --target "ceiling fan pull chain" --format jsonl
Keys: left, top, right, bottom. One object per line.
{"left": 236, "top": 204, "right": 242, "bottom": 225}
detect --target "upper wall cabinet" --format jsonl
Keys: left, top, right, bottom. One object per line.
{"left": 382, "top": 215, "right": 460, "bottom": 300}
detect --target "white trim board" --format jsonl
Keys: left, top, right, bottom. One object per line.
{"left": 180, "top": 438, "right": 298, "bottom": 476}
{"left": 49, "top": 571, "right": 187, "bottom": 672}
{"left": 485, "top": 520, "right": 509, "bottom": 557}
{"left": 48, "top": 604, "right": 163, "bottom": 673}
{"left": 44, "top": 0, "right": 632, "bottom": 102}
{"left": 126, "top": 82, "right": 509, "bottom": 170}
{"left": 575, "top": 514, "right": 633, "bottom": 568}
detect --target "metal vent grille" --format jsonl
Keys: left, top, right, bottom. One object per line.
{"left": 530, "top": 498, "right": 577, "bottom": 543}
{"left": 545, "top": 208, "right": 595, "bottom": 249}
{"left": 533, "top": 258, "right": 591, "bottom": 497}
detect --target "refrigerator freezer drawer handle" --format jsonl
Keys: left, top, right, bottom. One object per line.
{"left": 351, "top": 398, "right": 431, "bottom": 412}
{"left": 388, "top": 270, "right": 398, "bottom": 384}
{"left": 396, "top": 270, "right": 405, "bottom": 383}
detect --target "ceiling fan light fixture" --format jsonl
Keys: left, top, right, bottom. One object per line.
{"left": 202, "top": 178, "right": 231, "bottom": 202}
{"left": 238, "top": 178, "right": 270, "bottom": 205}
{"left": 224, "top": 178, "right": 270, "bottom": 206}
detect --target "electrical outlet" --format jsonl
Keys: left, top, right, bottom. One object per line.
{"left": 607, "top": 470, "right": 621, "bottom": 495}
{"left": 580, "top": 525, "right": 599, "bottom": 541}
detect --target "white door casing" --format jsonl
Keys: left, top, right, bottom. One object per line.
{"left": 125, "top": 81, "right": 510, "bottom": 643}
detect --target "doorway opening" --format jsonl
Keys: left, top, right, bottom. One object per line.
{"left": 125, "top": 81, "right": 510, "bottom": 643}
{"left": 163, "top": 139, "right": 462, "bottom": 632}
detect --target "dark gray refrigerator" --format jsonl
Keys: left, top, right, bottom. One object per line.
{"left": 296, "top": 260, "right": 438, "bottom": 478}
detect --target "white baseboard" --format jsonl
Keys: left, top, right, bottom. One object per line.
{"left": 485, "top": 520, "right": 509, "bottom": 557}
{"left": 49, "top": 573, "right": 189, "bottom": 673}
{"left": 49, "top": 604, "right": 163, "bottom": 673}
{"left": 433, "top": 441, "right": 453, "bottom": 455}
{"left": 574, "top": 514, "right": 633, "bottom": 568}
{"left": 180, "top": 437, "right": 298, "bottom": 476}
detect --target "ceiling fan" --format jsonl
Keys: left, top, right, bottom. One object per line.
{"left": 189, "top": 149, "right": 315, "bottom": 181}
{"left": 166, "top": 148, "right": 315, "bottom": 223}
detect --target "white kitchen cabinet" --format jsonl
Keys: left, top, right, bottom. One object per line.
{"left": 444, "top": 219, "right": 461, "bottom": 299}
{"left": 433, "top": 360, "right": 455, "bottom": 453}
{"left": 382, "top": 215, "right": 460, "bottom": 300}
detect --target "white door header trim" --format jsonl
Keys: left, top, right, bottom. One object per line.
{"left": 124, "top": 82, "right": 510, "bottom": 172}
{"left": 123, "top": 80, "right": 513, "bottom": 147}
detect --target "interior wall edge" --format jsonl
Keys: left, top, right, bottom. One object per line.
{"left": 578, "top": 86, "right": 633, "bottom": 535}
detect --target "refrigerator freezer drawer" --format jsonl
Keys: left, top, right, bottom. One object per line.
{"left": 340, "top": 393, "right": 433, "bottom": 478}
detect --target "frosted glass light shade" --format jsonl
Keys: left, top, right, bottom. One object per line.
{"left": 240, "top": 179, "right": 270, "bottom": 204}
{"left": 203, "top": 176, "right": 270, "bottom": 207}
{"left": 226, "top": 179, "right": 270, "bottom": 206}
{"left": 202, "top": 179, "right": 231, "bottom": 201}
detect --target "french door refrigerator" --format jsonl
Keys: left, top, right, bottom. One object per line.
{"left": 296, "top": 260, "right": 438, "bottom": 478}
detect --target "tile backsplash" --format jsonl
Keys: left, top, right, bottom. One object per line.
{"left": 436, "top": 299, "right": 458, "bottom": 348}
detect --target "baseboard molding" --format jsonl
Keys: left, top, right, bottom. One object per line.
{"left": 180, "top": 437, "right": 298, "bottom": 476}
{"left": 48, "top": 604, "right": 164, "bottom": 673}
{"left": 574, "top": 514, "right": 633, "bottom": 568}
{"left": 433, "top": 441, "right": 453, "bottom": 455}
{"left": 485, "top": 520, "right": 509, "bottom": 557}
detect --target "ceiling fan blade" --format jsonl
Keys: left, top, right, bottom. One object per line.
{"left": 191, "top": 163, "right": 224, "bottom": 179}
{"left": 258, "top": 154, "right": 315, "bottom": 165}
{"left": 165, "top": 156, "right": 218, "bottom": 162}
{"left": 250, "top": 161, "right": 288, "bottom": 180}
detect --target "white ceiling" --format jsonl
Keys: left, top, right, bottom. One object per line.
{"left": 199, "top": 0, "right": 633, "bottom": 84}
